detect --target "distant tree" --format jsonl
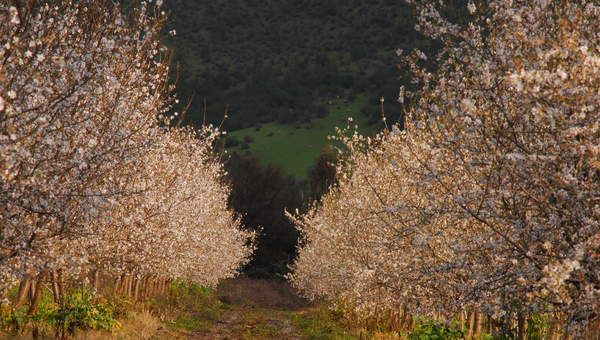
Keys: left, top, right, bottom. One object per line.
{"left": 308, "top": 145, "right": 338, "bottom": 202}
{"left": 224, "top": 136, "right": 241, "bottom": 148}
{"left": 225, "top": 154, "right": 304, "bottom": 277}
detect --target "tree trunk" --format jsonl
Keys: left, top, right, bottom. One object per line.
{"left": 28, "top": 273, "right": 47, "bottom": 333}
{"left": 141, "top": 276, "right": 148, "bottom": 299}
{"left": 158, "top": 278, "right": 164, "bottom": 295}
{"left": 474, "top": 312, "right": 484, "bottom": 339}
{"left": 115, "top": 274, "right": 125, "bottom": 295}
{"left": 57, "top": 270, "right": 64, "bottom": 306}
{"left": 134, "top": 277, "right": 141, "bottom": 301}
{"left": 92, "top": 270, "right": 100, "bottom": 302}
{"left": 93, "top": 270, "right": 100, "bottom": 293}
{"left": 126, "top": 275, "right": 133, "bottom": 297}
{"left": 466, "top": 311, "right": 476, "bottom": 340}
{"left": 14, "top": 280, "right": 32, "bottom": 309}
{"left": 51, "top": 270, "right": 62, "bottom": 305}
{"left": 149, "top": 276, "right": 156, "bottom": 297}
{"left": 548, "top": 319, "right": 558, "bottom": 340}
{"left": 517, "top": 314, "right": 528, "bottom": 340}
{"left": 157, "top": 277, "right": 163, "bottom": 295}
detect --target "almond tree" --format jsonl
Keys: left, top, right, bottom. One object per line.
{"left": 289, "top": 128, "right": 472, "bottom": 318}
{"left": 402, "top": 0, "right": 599, "bottom": 325}
{"left": 290, "top": 0, "right": 599, "bottom": 333}
{"left": 0, "top": 0, "right": 171, "bottom": 292}
{"left": 1, "top": 0, "right": 254, "bottom": 306}
{"left": 84, "top": 127, "right": 254, "bottom": 289}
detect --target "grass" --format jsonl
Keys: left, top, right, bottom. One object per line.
{"left": 229, "top": 309, "right": 286, "bottom": 339}
{"left": 225, "top": 95, "right": 380, "bottom": 178}
{"left": 97, "top": 310, "right": 162, "bottom": 340}
{"left": 287, "top": 305, "right": 365, "bottom": 340}
{"left": 157, "top": 281, "right": 225, "bottom": 333}
{"left": 286, "top": 304, "right": 405, "bottom": 340}
{"left": 1, "top": 280, "right": 402, "bottom": 340}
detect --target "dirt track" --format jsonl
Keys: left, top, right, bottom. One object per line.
{"left": 188, "top": 279, "right": 311, "bottom": 340}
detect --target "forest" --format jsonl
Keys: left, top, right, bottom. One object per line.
{"left": 163, "top": 0, "right": 434, "bottom": 130}
{"left": 0, "top": 0, "right": 598, "bottom": 339}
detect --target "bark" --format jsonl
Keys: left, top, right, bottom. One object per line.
{"left": 158, "top": 279, "right": 164, "bottom": 295}
{"left": 149, "top": 276, "right": 156, "bottom": 297}
{"left": 92, "top": 270, "right": 100, "bottom": 302}
{"left": 517, "top": 314, "right": 528, "bottom": 340}
{"left": 474, "top": 312, "right": 484, "bottom": 339}
{"left": 93, "top": 270, "right": 100, "bottom": 293}
{"left": 548, "top": 322, "right": 558, "bottom": 340}
{"left": 29, "top": 279, "right": 36, "bottom": 303}
{"left": 57, "top": 270, "right": 64, "bottom": 306}
{"left": 126, "top": 275, "right": 133, "bottom": 297}
{"left": 145, "top": 277, "right": 151, "bottom": 298}
{"left": 51, "top": 270, "right": 61, "bottom": 304}
{"left": 50, "top": 269, "right": 65, "bottom": 307}
{"left": 402, "top": 305, "right": 413, "bottom": 331}
{"left": 14, "top": 280, "right": 32, "bottom": 309}
{"left": 134, "top": 277, "right": 140, "bottom": 300}
{"left": 140, "top": 276, "right": 148, "bottom": 299}
{"left": 115, "top": 274, "right": 125, "bottom": 295}
{"left": 27, "top": 273, "right": 46, "bottom": 315}
{"left": 466, "top": 311, "right": 476, "bottom": 340}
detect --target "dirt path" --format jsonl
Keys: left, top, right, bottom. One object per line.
{"left": 188, "top": 307, "right": 303, "bottom": 339}
{"left": 187, "top": 279, "right": 311, "bottom": 340}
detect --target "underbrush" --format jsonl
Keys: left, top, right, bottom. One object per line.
{"left": 154, "top": 280, "right": 229, "bottom": 332}
{"left": 315, "top": 303, "right": 599, "bottom": 340}
{"left": 0, "top": 280, "right": 226, "bottom": 340}
{"left": 288, "top": 304, "right": 402, "bottom": 340}
{"left": 0, "top": 288, "right": 120, "bottom": 339}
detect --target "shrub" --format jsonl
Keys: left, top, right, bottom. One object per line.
{"left": 407, "top": 320, "right": 465, "bottom": 340}
{"left": 46, "top": 290, "right": 120, "bottom": 336}
{"left": 225, "top": 136, "right": 241, "bottom": 148}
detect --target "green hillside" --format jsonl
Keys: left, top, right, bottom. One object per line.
{"left": 163, "top": 0, "right": 450, "bottom": 130}
{"left": 224, "top": 96, "right": 380, "bottom": 178}
{"left": 162, "top": 0, "right": 469, "bottom": 177}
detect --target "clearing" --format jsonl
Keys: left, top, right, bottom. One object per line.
{"left": 225, "top": 96, "right": 380, "bottom": 178}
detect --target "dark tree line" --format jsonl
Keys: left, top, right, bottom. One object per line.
{"left": 225, "top": 146, "right": 337, "bottom": 278}
{"left": 162, "top": 0, "right": 444, "bottom": 130}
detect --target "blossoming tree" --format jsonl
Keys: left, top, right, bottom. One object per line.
{"left": 0, "top": 0, "right": 253, "bottom": 307}
{"left": 290, "top": 0, "right": 598, "bottom": 336}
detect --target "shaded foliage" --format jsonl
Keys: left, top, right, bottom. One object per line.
{"left": 225, "top": 154, "right": 305, "bottom": 277}
{"left": 308, "top": 145, "right": 338, "bottom": 202}
{"left": 163, "top": 0, "right": 442, "bottom": 130}
{"left": 225, "top": 146, "right": 344, "bottom": 277}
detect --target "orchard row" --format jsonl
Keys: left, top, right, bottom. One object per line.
{"left": 290, "top": 0, "right": 599, "bottom": 337}
{"left": 0, "top": 0, "right": 254, "bottom": 308}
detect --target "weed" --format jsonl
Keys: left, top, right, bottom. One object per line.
{"left": 407, "top": 319, "right": 465, "bottom": 340}
{"left": 45, "top": 289, "right": 120, "bottom": 337}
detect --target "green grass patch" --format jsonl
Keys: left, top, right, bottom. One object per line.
{"left": 225, "top": 95, "right": 380, "bottom": 178}
{"left": 165, "top": 315, "right": 213, "bottom": 331}
{"left": 156, "top": 281, "right": 226, "bottom": 333}
{"left": 287, "top": 305, "right": 364, "bottom": 340}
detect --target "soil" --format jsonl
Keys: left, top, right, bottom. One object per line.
{"left": 187, "top": 278, "right": 312, "bottom": 340}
